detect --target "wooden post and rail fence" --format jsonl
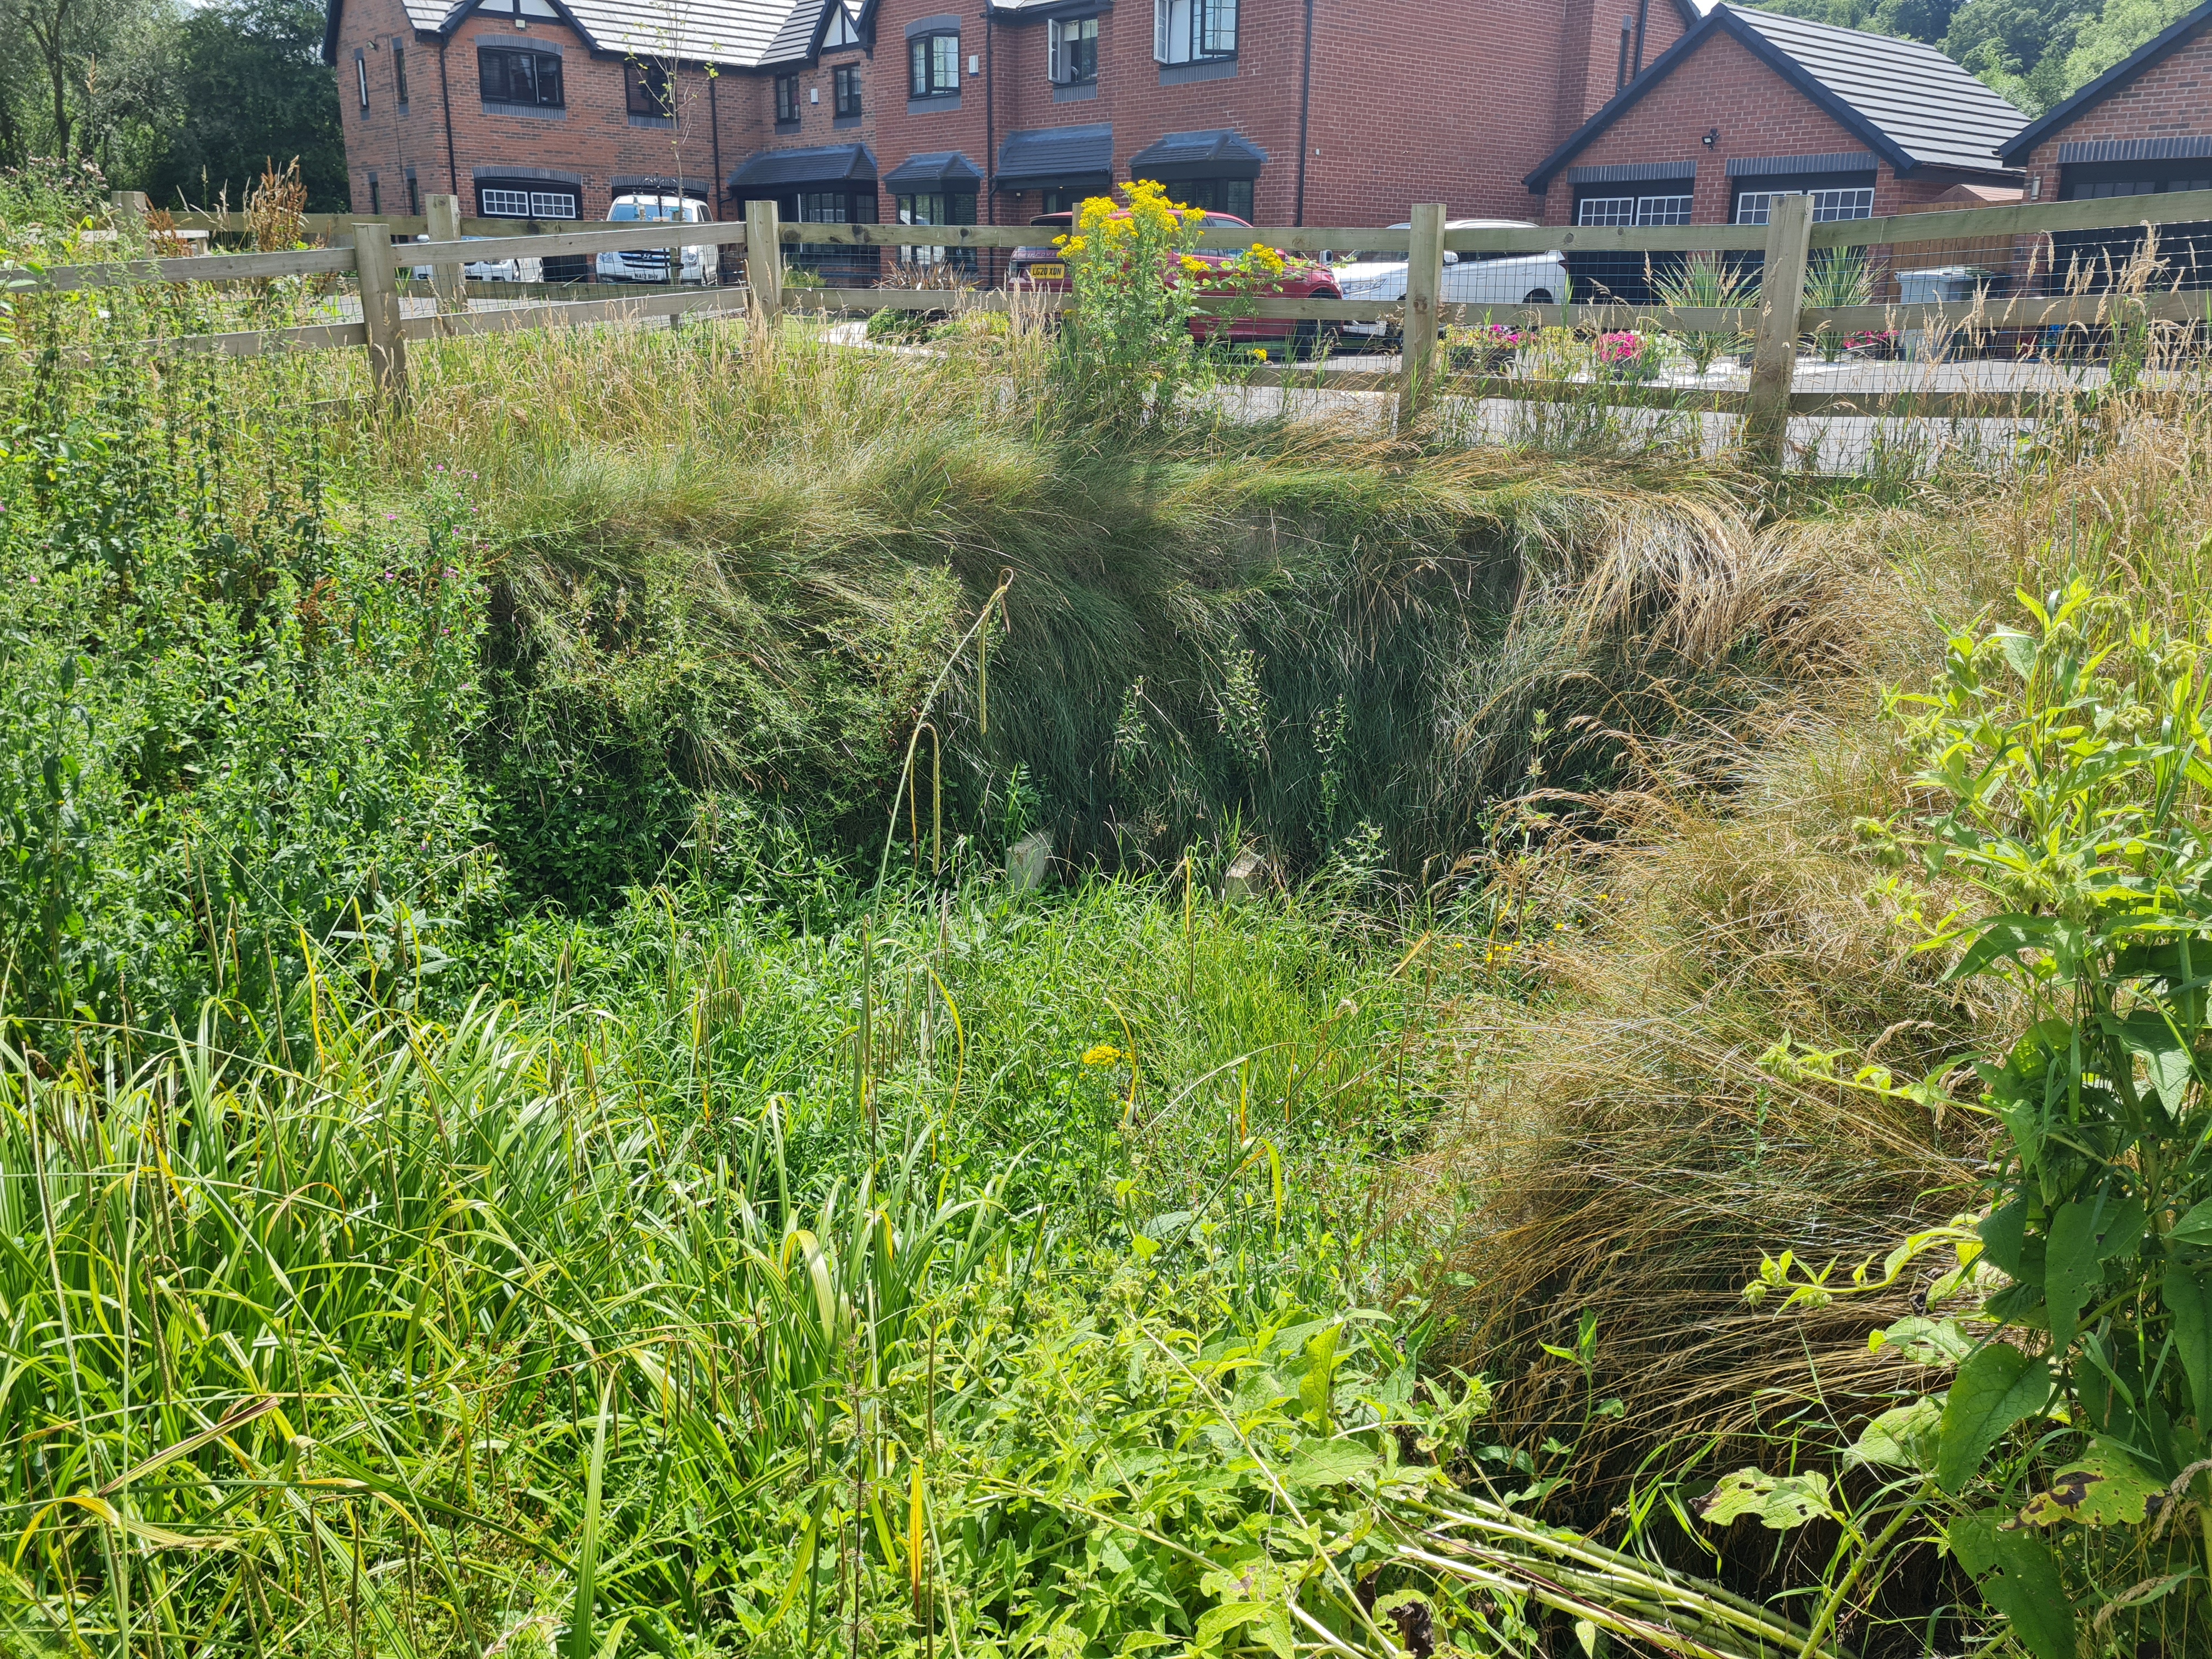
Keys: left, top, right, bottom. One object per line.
{"left": 10, "top": 188, "right": 2212, "bottom": 461}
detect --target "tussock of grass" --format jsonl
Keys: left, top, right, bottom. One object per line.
{"left": 1409, "top": 402, "right": 2212, "bottom": 1632}
{"left": 364, "top": 323, "right": 1874, "bottom": 888}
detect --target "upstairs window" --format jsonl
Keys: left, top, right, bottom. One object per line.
{"left": 356, "top": 51, "right": 370, "bottom": 110}
{"left": 834, "top": 64, "right": 862, "bottom": 116}
{"left": 775, "top": 72, "right": 801, "bottom": 123}
{"left": 1050, "top": 15, "right": 1098, "bottom": 83}
{"left": 1154, "top": 0, "right": 1234, "bottom": 64}
{"left": 479, "top": 46, "right": 565, "bottom": 108}
{"left": 393, "top": 44, "right": 410, "bottom": 106}
{"left": 910, "top": 31, "right": 959, "bottom": 97}
{"left": 627, "top": 59, "right": 672, "bottom": 116}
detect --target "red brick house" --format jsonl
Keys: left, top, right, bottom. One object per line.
{"left": 1522, "top": 4, "right": 2025, "bottom": 296}
{"left": 323, "top": 0, "right": 1716, "bottom": 266}
{"left": 1996, "top": 0, "right": 2211, "bottom": 290}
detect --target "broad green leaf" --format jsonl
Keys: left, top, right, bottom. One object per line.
{"left": 1846, "top": 1398, "right": 1943, "bottom": 1472}
{"left": 2046, "top": 1199, "right": 2104, "bottom": 1348}
{"left": 1946, "top": 1514, "right": 2076, "bottom": 1659}
{"left": 1993, "top": 629, "right": 2038, "bottom": 680}
{"left": 1299, "top": 1324, "right": 1340, "bottom": 1430}
{"left": 2170, "top": 1198, "right": 2212, "bottom": 1248}
{"left": 2101, "top": 1011, "right": 2193, "bottom": 1110}
{"left": 2017, "top": 1440, "right": 2163, "bottom": 1526}
{"left": 1978, "top": 1198, "right": 2029, "bottom": 1279}
{"left": 1284, "top": 1439, "right": 1378, "bottom": 1491}
{"left": 1937, "top": 1344, "right": 2052, "bottom": 1494}
{"left": 1696, "top": 1468, "right": 1836, "bottom": 1530}
{"left": 2164, "top": 1266, "right": 2212, "bottom": 1425}
{"left": 1870, "top": 1316, "right": 1976, "bottom": 1365}
{"left": 1947, "top": 916, "right": 2058, "bottom": 984}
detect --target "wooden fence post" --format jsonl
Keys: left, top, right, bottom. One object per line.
{"left": 425, "top": 193, "right": 466, "bottom": 317}
{"left": 745, "top": 200, "right": 783, "bottom": 336}
{"left": 110, "top": 190, "right": 148, "bottom": 228}
{"left": 1397, "top": 202, "right": 1447, "bottom": 426}
{"left": 1743, "top": 192, "right": 1812, "bottom": 465}
{"left": 352, "top": 221, "right": 410, "bottom": 412}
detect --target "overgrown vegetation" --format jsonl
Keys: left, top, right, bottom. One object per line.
{"left": 8, "top": 170, "right": 2212, "bottom": 1657}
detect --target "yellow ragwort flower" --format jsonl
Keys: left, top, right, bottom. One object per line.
{"left": 1082, "top": 1043, "right": 1123, "bottom": 1066}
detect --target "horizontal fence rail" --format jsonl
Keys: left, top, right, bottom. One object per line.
{"left": 9, "top": 189, "right": 2210, "bottom": 456}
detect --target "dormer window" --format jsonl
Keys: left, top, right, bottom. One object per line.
{"left": 824, "top": 5, "right": 861, "bottom": 48}
{"left": 1049, "top": 15, "right": 1098, "bottom": 83}
{"left": 1154, "top": 0, "right": 1234, "bottom": 64}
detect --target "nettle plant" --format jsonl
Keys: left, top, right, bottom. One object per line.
{"left": 1746, "top": 580, "right": 2212, "bottom": 1656}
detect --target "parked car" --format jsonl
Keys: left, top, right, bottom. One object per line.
{"left": 411, "top": 235, "right": 543, "bottom": 284}
{"left": 1332, "top": 220, "right": 1567, "bottom": 342}
{"left": 595, "top": 195, "right": 720, "bottom": 284}
{"left": 1008, "top": 211, "right": 1345, "bottom": 355}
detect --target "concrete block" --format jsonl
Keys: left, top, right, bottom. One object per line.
{"left": 1222, "top": 850, "right": 1269, "bottom": 900}
{"left": 1007, "top": 829, "right": 1053, "bottom": 892}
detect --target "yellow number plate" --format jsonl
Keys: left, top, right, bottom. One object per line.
{"left": 1029, "top": 262, "right": 1065, "bottom": 280}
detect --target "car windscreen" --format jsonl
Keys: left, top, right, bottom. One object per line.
{"left": 610, "top": 202, "right": 676, "bottom": 222}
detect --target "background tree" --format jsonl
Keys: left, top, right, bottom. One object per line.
{"left": 142, "top": 0, "right": 345, "bottom": 212}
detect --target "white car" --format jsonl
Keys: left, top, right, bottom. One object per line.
{"left": 411, "top": 235, "right": 543, "bottom": 284}
{"left": 595, "top": 195, "right": 720, "bottom": 284}
{"left": 1334, "top": 219, "right": 1568, "bottom": 340}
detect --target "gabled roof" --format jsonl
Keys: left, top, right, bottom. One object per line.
{"left": 1998, "top": 0, "right": 2212, "bottom": 163}
{"left": 323, "top": 0, "right": 828, "bottom": 69}
{"left": 1526, "top": 3, "right": 2029, "bottom": 190}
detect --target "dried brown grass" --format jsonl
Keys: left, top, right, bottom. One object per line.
{"left": 1409, "top": 402, "right": 2212, "bottom": 1536}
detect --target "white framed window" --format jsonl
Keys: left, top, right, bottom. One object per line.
{"left": 479, "top": 187, "right": 577, "bottom": 218}
{"left": 1050, "top": 15, "right": 1099, "bottom": 82}
{"left": 824, "top": 5, "right": 860, "bottom": 47}
{"left": 1576, "top": 193, "right": 1691, "bottom": 227}
{"left": 1155, "top": 0, "right": 1235, "bottom": 64}
{"left": 1734, "top": 187, "right": 1873, "bottom": 224}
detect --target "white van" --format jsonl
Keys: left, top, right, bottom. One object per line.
{"left": 411, "top": 235, "right": 543, "bottom": 284}
{"left": 1334, "top": 219, "right": 1568, "bottom": 340}
{"left": 595, "top": 195, "right": 720, "bottom": 284}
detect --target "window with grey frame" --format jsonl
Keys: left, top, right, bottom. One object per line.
{"left": 627, "top": 59, "right": 672, "bottom": 117}
{"left": 1154, "top": 0, "right": 1234, "bottom": 64}
{"left": 393, "top": 44, "right": 409, "bottom": 106}
{"left": 909, "top": 32, "right": 959, "bottom": 97}
{"left": 479, "top": 46, "right": 564, "bottom": 107}
{"left": 834, "top": 64, "right": 862, "bottom": 115}
{"left": 898, "top": 189, "right": 976, "bottom": 272}
{"left": 1050, "top": 15, "right": 1098, "bottom": 82}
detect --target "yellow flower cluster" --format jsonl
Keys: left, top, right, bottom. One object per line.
{"left": 1082, "top": 1043, "right": 1124, "bottom": 1065}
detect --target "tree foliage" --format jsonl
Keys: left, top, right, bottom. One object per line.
{"left": 0, "top": 0, "right": 343, "bottom": 210}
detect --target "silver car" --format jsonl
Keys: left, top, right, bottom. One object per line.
{"left": 1334, "top": 219, "right": 1568, "bottom": 340}
{"left": 410, "top": 234, "right": 543, "bottom": 284}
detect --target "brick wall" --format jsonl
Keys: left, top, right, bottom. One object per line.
{"left": 335, "top": 0, "right": 729, "bottom": 218}
{"left": 335, "top": 0, "right": 1703, "bottom": 242}
{"left": 2015, "top": 26, "right": 2212, "bottom": 202}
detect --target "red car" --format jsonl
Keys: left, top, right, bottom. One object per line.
{"left": 1009, "top": 211, "right": 1342, "bottom": 356}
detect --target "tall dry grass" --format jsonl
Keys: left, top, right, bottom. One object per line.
{"left": 1409, "top": 396, "right": 2212, "bottom": 1599}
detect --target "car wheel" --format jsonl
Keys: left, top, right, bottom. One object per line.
{"left": 1522, "top": 289, "right": 1555, "bottom": 307}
